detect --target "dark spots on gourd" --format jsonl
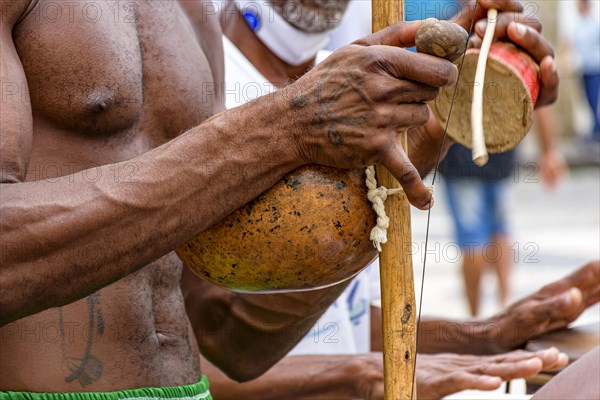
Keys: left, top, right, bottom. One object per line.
{"left": 300, "top": 226, "right": 312, "bottom": 233}
{"left": 289, "top": 210, "right": 301, "bottom": 217}
{"left": 317, "top": 192, "right": 325, "bottom": 198}
{"left": 269, "top": 225, "right": 281, "bottom": 233}
{"left": 333, "top": 220, "right": 344, "bottom": 236}
{"left": 231, "top": 264, "right": 237, "bottom": 269}
{"left": 268, "top": 207, "right": 280, "bottom": 224}
{"left": 203, "top": 271, "right": 212, "bottom": 279}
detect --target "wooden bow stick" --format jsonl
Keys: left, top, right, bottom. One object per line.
{"left": 372, "top": 2, "right": 469, "bottom": 399}
{"left": 372, "top": 2, "right": 417, "bottom": 399}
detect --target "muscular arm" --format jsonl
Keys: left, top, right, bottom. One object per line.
{"left": 0, "top": 94, "right": 301, "bottom": 326}
{"left": 182, "top": 268, "right": 350, "bottom": 381}
{"left": 0, "top": 4, "right": 302, "bottom": 325}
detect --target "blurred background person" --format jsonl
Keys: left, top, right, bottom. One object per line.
{"left": 438, "top": 116, "right": 566, "bottom": 317}
{"left": 570, "top": 0, "right": 600, "bottom": 143}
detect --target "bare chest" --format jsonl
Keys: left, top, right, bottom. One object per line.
{"left": 13, "top": 1, "right": 216, "bottom": 167}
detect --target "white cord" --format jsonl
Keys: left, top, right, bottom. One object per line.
{"left": 365, "top": 166, "right": 433, "bottom": 252}
{"left": 471, "top": 8, "right": 497, "bottom": 166}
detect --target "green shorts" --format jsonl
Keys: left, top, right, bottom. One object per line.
{"left": 0, "top": 375, "right": 211, "bottom": 400}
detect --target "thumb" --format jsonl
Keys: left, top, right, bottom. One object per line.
{"left": 354, "top": 20, "right": 426, "bottom": 47}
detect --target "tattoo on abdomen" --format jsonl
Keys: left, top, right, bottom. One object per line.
{"left": 59, "top": 292, "right": 104, "bottom": 387}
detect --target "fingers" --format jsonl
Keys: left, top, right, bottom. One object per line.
{"left": 563, "top": 260, "right": 600, "bottom": 305}
{"left": 535, "top": 288, "right": 582, "bottom": 329}
{"left": 584, "top": 286, "right": 600, "bottom": 308}
{"left": 380, "top": 142, "right": 432, "bottom": 210}
{"left": 406, "top": 114, "right": 453, "bottom": 178}
{"left": 477, "top": 0, "right": 524, "bottom": 13}
{"left": 570, "top": 261, "right": 600, "bottom": 292}
{"left": 354, "top": 20, "right": 426, "bottom": 48}
{"left": 468, "top": 34, "right": 483, "bottom": 49}
{"left": 541, "top": 260, "right": 600, "bottom": 295}
{"left": 534, "top": 347, "right": 569, "bottom": 371}
{"left": 440, "top": 372, "right": 502, "bottom": 397}
{"left": 452, "top": 0, "right": 524, "bottom": 31}
{"left": 520, "top": 289, "right": 583, "bottom": 338}
{"left": 473, "top": 355, "right": 543, "bottom": 380}
{"left": 373, "top": 79, "right": 440, "bottom": 104}
{"left": 506, "top": 21, "right": 554, "bottom": 62}
{"left": 474, "top": 12, "right": 542, "bottom": 39}
{"left": 536, "top": 56, "right": 559, "bottom": 107}
{"left": 473, "top": 13, "right": 558, "bottom": 108}
{"left": 366, "top": 46, "right": 458, "bottom": 88}
{"left": 473, "top": 348, "right": 568, "bottom": 381}
{"left": 381, "top": 103, "right": 431, "bottom": 129}
{"left": 493, "top": 291, "right": 580, "bottom": 349}
{"left": 418, "top": 348, "right": 568, "bottom": 400}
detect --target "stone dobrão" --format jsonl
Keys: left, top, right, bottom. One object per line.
{"left": 177, "top": 165, "right": 378, "bottom": 292}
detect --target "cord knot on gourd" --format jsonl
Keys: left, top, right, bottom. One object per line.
{"left": 366, "top": 166, "right": 434, "bottom": 252}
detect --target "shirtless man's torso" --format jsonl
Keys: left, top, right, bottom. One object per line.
{"left": 1, "top": 0, "right": 221, "bottom": 390}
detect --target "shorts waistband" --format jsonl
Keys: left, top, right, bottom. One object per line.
{"left": 0, "top": 375, "right": 211, "bottom": 400}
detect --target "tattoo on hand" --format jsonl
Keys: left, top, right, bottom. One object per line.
{"left": 310, "top": 61, "right": 372, "bottom": 147}
{"left": 290, "top": 95, "right": 310, "bottom": 109}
